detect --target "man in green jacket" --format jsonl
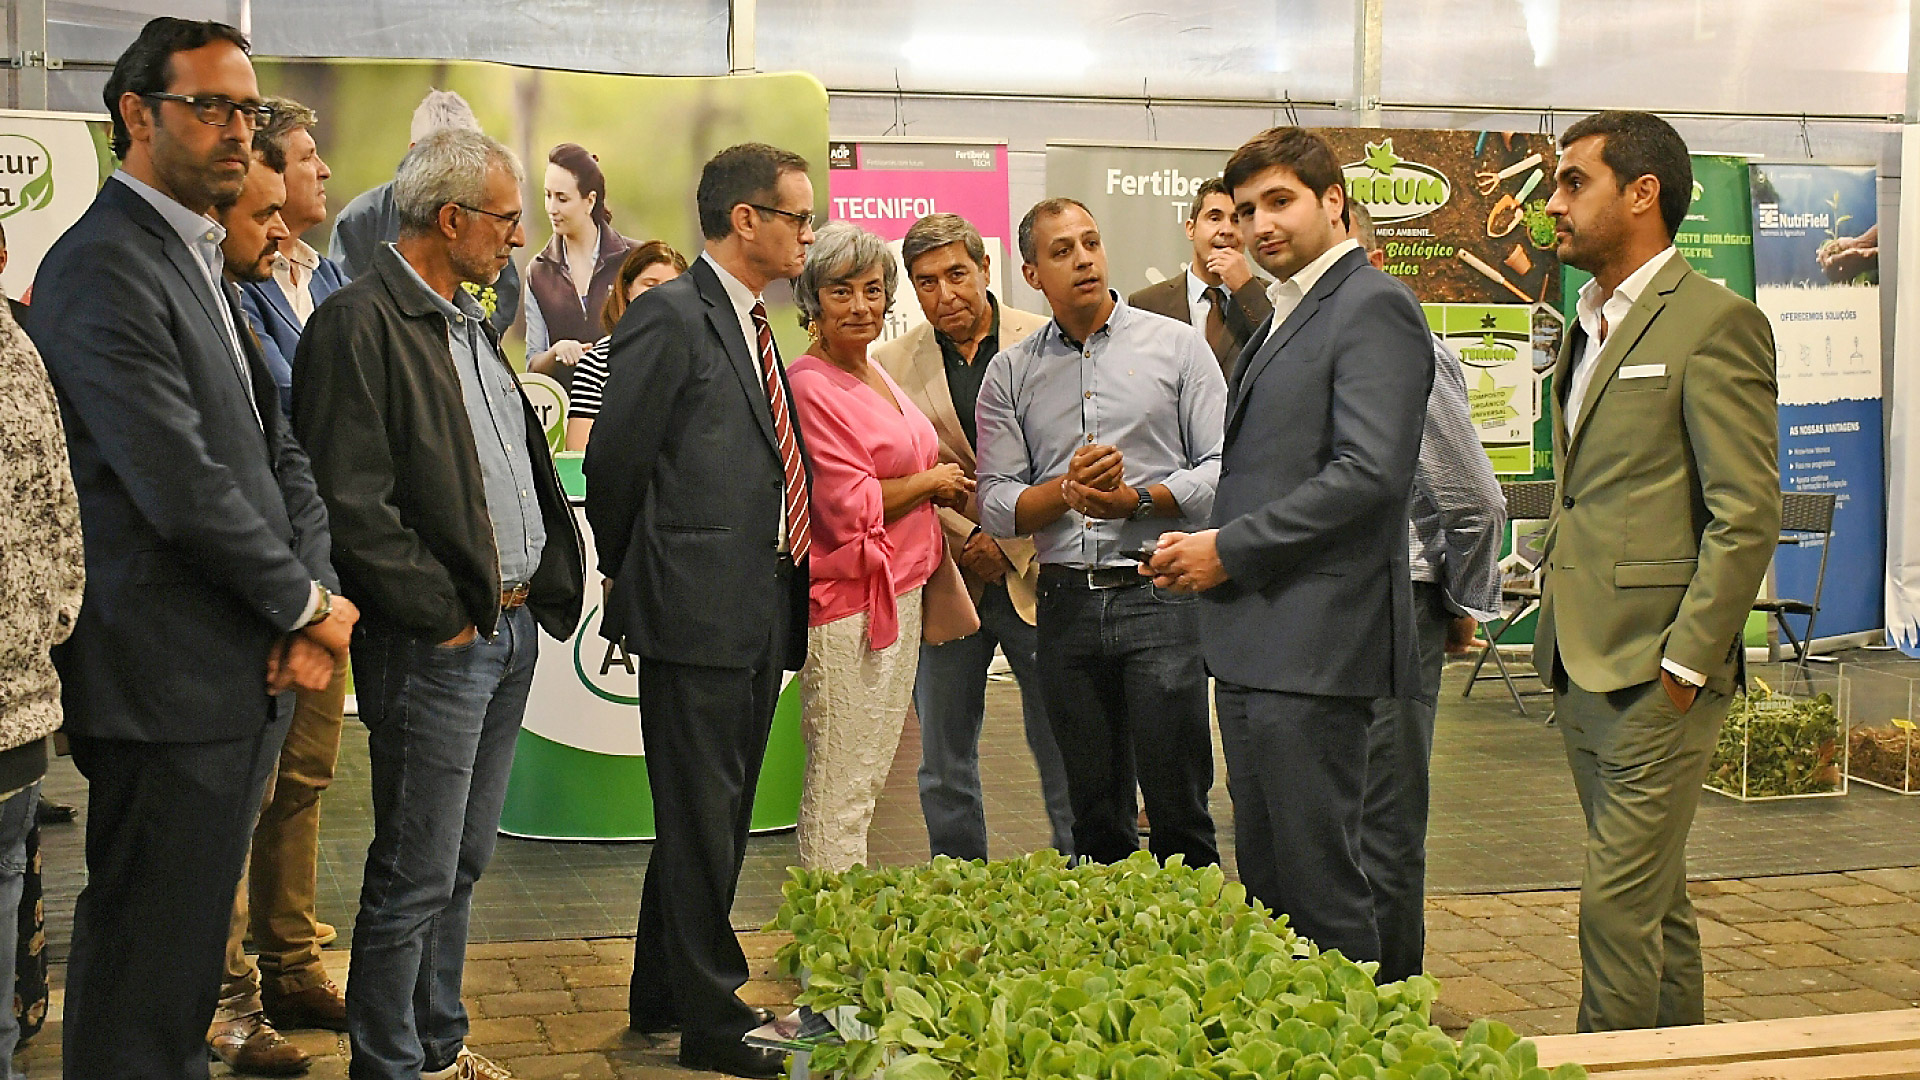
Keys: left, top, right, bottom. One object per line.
{"left": 1536, "top": 110, "right": 1780, "bottom": 1032}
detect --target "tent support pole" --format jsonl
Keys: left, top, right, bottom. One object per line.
{"left": 1353, "top": 0, "right": 1383, "bottom": 126}
{"left": 730, "top": 0, "right": 757, "bottom": 75}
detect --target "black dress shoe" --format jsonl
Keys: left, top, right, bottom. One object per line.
{"left": 632, "top": 1006, "right": 775, "bottom": 1036}
{"left": 679, "top": 1040, "right": 786, "bottom": 1079}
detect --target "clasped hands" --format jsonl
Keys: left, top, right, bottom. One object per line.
{"left": 922, "top": 462, "right": 975, "bottom": 511}
{"left": 1061, "top": 443, "right": 1138, "bottom": 520}
{"left": 267, "top": 594, "right": 361, "bottom": 695}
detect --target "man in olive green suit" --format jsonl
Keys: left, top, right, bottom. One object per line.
{"left": 1534, "top": 111, "right": 1779, "bottom": 1032}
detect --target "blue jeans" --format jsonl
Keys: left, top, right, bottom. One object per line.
{"left": 1035, "top": 576, "right": 1217, "bottom": 868}
{"left": 0, "top": 782, "right": 34, "bottom": 1080}
{"left": 915, "top": 580, "right": 1074, "bottom": 860}
{"left": 346, "top": 607, "right": 537, "bottom": 1079}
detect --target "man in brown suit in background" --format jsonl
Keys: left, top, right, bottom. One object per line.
{"left": 1127, "top": 176, "right": 1272, "bottom": 379}
{"left": 875, "top": 213, "right": 1074, "bottom": 861}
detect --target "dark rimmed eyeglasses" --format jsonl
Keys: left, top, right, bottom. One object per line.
{"left": 142, "top": 92, "right": 274, "bottom": 129}
{"left": 747, "top": 203, "right": 819, "bottom": 230}
{"left": 455, "top": 203, "right": 524, "bottom": 231}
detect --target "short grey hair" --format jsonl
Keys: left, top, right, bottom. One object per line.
{"left": 794, "top": 222, "right": 896, "bottom": 332}
{"left": 1347, "top": 200, "right": 1378, "bottom": 252}
{"left": 409, "top": 89, "right": 478, "bottom": 143}
{"left": 901, "top": 213, "right": 987, "bottom": 276}
{"left": 393, "top": 128, "right": 525, "bottom": 237}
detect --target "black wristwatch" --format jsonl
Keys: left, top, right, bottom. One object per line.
{"left": 1129, "top": 486, "right": 1156, "bottom": 521}
{"left": 305, "top": 583, "right": 333, "bottom": 627}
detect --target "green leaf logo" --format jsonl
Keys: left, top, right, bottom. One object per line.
{"left": 0, "top": 134, "right": 53, "bottom": 222}
{"left": 19, "top": 169, "right": 51, "bottom": 213}
{"left": 1468, "top": 370, "right": 1521, "bottom": 426}
{"left": 1362, "top": 138, "right": 1401, "bottom": 176}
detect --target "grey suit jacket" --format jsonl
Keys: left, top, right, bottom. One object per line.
{"left": 30, "top": 178, "right": 336, "bottom": 742}
{"left": 1201, "top": 247, "right": 1433, "bottom": 699}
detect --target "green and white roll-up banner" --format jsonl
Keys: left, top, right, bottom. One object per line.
{"left": 253, "top": 60, "right": 829, "bottom": 840}
{"left": 0, "top": 108, "right": 115, "bottom": 304}
{"left": 502, "top": 460, "right": 806, "bottom": 841}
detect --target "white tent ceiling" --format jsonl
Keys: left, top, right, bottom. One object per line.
{"left": 13, "top": 0, "right": 1911, "bottom": 122}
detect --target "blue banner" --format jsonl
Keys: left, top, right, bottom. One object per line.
{"left": 1750, "top": 163, "right": 1883, "bottom": 639}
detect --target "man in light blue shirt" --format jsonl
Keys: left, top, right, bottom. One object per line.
{"left": 976, "top": 197, "right": 1225, "bottom": 868}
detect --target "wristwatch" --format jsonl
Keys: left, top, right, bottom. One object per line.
{"left": 305, "top": 582, "right": 333, "bottom": 627}
{"left": 1129, "top": 486, "right": 1156, "bottom": 521}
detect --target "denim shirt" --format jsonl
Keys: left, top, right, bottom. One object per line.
{"left": 390, "top": 246, "right": 546, "bottom": 583}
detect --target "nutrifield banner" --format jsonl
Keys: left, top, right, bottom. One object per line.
{"left": 826, "top": 139, "right": 1011, "bottom": 343}
{"left": 1750, "top": 162, "right": 1884, "bottom": 641}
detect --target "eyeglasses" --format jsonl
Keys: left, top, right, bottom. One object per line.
{"left": 455, "top": 203, "right": 523, "bottom": 231}
{"left": 142, "top": 93, "right": 274, "bottom": 129}
{"left": 747, "top": 203, "right": 819, "bottom": 230}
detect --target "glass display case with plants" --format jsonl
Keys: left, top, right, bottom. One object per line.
{"left": 1844, "top": 663, "right": 1920, "bottom": 794}
{"left": 1705, "top": 664, "right": 1844, "bottom": 801}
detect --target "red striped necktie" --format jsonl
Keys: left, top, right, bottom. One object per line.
{"left": 750, "top": 300, "right": 812, "bottom": 563}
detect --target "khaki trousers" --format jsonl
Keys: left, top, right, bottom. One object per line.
{"left": 217, "top": 663, "right": 349, "bottom": 1020}
{"left": 1555, "top": 676, "right": 1728, "bottom": 1032}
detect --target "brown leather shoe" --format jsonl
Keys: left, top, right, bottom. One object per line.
{"left": 263, "top": 979, "right": 348, "bottom": 1032}
{"left": 208, "top": 1012, "right": 310, "bottom": 1076}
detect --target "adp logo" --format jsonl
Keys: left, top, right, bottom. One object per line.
{"left": 0, "top": 135, "right": 52, "bottom": 220}
{"left": 1342, "top": 138, "right": 1450, "bottom": 225}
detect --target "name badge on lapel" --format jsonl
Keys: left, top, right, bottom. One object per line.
{"left": 1619, "top": 364, "right": 1666, "bottom": 379}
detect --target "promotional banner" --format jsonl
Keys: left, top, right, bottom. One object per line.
{"left": 1750, "top": 162, "right": 1883, "bottom": 639}
{"left": 826, "top": 139, "right": 1011, "bottom": 342}
{"left": 0, "top": 108, "right": 114, "bottom": 303}
{"left": 1677, "top": 156, "right": 1757, "bottom": 298}
{"left": 1048, "top": 131, "right": 1563, "bottom": 476}
{"left": 256, "top": 60, "right": 829, "bottom": 364}
{"left": 254, "top": 60, "right": 829, "bottom": 838}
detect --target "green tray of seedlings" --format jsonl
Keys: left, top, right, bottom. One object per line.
{"left": 771, "top": 850, "right": 1586, "bottom": 1080}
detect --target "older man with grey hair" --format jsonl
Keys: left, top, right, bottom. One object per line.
{"left": 873, "top": 213, "right": 1072, "bottom": 862}
{"left": 293, "top": 127, "right": 585, "bottom": 1080}
{"left": 328, "top": 89, "right": 521, "bottom": 336}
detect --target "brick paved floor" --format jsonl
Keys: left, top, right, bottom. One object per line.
{"left": 22, "top": 655, "right": 1920, "bottom": 1075}
{"left": 21, "top": 865, "right": 1920, "bottom": 1077}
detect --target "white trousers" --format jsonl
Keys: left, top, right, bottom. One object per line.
{"left": 797, "top": 590, "right": 923, "bottom": 873}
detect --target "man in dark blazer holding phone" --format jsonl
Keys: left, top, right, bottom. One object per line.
{"left": 585, "top": 143, "right": 815, "bottom": 1080}
{"left": 28, "top": 18, "right": 356, "bottom": 1078}
{"left": 1147, "top": 127, "right": 1433, "bottom": 967}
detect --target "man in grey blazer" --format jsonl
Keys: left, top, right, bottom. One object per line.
{"left": 1148, "top": 127, "right": 1432, "bottom": 964}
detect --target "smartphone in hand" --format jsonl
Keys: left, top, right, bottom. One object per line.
{"left": 1119, "top": 547, "right": 1157, "bottom": 564}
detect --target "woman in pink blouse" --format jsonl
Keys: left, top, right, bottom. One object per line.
{"left": 788, "top": 224, "right": 971, "bottom": 872}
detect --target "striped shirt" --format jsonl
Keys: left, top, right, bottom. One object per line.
{"left": 567, "top": 336, "right": 613, "bottom": 421}
{"left": 1409, "top": 336, "right": 1505, "bottom": 622}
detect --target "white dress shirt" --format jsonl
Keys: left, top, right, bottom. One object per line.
{"left": 1564, "top": 245, "right": 1702, "bottom": 687}
{"left": 1185, "top": 268, "right": 1218, "bottom": 328}
{"left": 699, "top": 251, "right": 786, "bottom": 551}
{"left": 1565, "top": 246, "right": 1678, "bottom": 433}
{"left": 1264, "top": 238, "right": 1361, "bottom": 340}
{"left": 272, "top": 239, "right": 323, "bottom": 326}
